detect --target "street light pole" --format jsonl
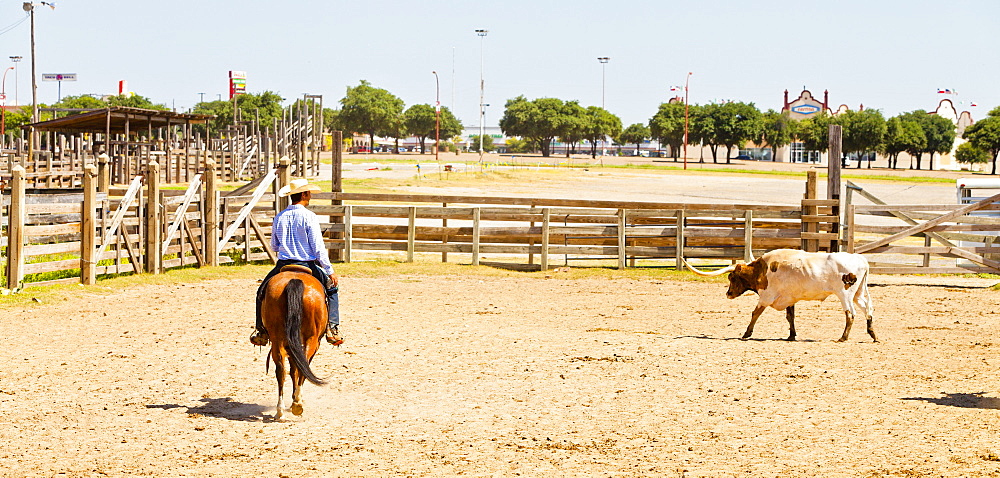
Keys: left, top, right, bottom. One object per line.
{"left": 2, "top": 67, "right": 14, "bottom": 135}
{"left": 23, "top": 2, "right": 54, "bottom": 123}
{"left": 475, "top": 29, "right": 488, "bottom": 160}
{"left": 597, "top": 57, "right": 610, "bottom": 109}
{"left": 683, "top": 72, "right": 692, "bottom": 171}
{"left": 433, "top": 70, "right": 440, "bottom": 163}
{"left": 10, "top": 56, "right": 22, "bottom": 107}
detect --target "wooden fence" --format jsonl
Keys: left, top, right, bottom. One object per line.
{"left": 309, "top": 193, "right": 839, "bottom": 269}
{"left": 845, "top": 195, "right": 1000, "bottom": 274}
{"left": 3, "top": 164, "right": 843, "bottom": 288}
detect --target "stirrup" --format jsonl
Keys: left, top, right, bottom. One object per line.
{"left": 326, "top": 326, "right": 343, "bottom": 346}
{"left": 250, "top": 329, "right": 269, "bottom": 346}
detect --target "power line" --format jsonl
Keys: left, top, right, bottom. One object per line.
{"left": 0, "top": 12, "right": 28, "bottom": 36}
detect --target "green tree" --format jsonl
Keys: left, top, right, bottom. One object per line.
{"left": 191, "top": 91, "right": 285, "bottom": 135}
{"left": 583, "top": 106, "right": 621, "bottom": 159}
{"left": 323, "top": 107, "right": 342, "bottom": 133}
{"left": 897, "top": 110, "right": 956, "bottom": 170}
{"left": 881, "top": 116, "right": 926, "bottom": 169}
{"left": 717, "top": 102, "right": 763, "bottom": 163}
{"left": 338, "top": 80, "right": 405, "bottom": 152}
{"left": 835, "top": 109, "right": 887, "bottom": 169}
{"left": 52, "top": 94, "right": 105, "bottom": 112}
{"left": 106, "top": 94, "right": 168, "bottom": 110}
{"left": 403, "top": 104, "right": 463, "bottom": 154}
{"left": 759, "top": 110, "right": 796, "bottom": 162}
{"left": 963, "top": 108, "right": 1000, "bottom": 174}
{"left": 795, "top": 113, "right": 832, "bottom": 153}
{"left": 499, "top": 96, "right": 576, "bottom": 157}
{"left": 468, "top": 134, "right": 495, "bottom": 153}
{"left": 695, "top": 102, "right": 762, "bottom": 163}
{"left": 555, "top": 100, "right": 586, "bottom": 157}
{"left": 619, "top": 123, "right": 650, "bottom": 156}
{"left": 505, "top": 137, "right": 534, "bottom": 153}
{"left": 2, "top": 105, "right": 32, "bottom": 137}
{"left": 955, "top": 141, "right": 990, "bottom": 167}
{"left": 648, "top": 102, "right": 686, "bottom": 160}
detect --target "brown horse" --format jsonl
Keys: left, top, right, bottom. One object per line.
{"left": 261, "top": 266, "right": 328, "bottom": 420}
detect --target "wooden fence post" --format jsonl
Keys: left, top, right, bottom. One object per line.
{"left": 472, "top": 208, "right": 481, "bottom": 266}
{"left": 675, "top": 209, "right": 686, "bottom": 270}
{"left": 81, "top": 165, "right": 98, "bottom": 285}
{"left": 744, "top": 210, "right": 754, "bottom": 262}
{"left": 204, "top": 159, "right": 220, "bottom": 267}
{"left": 845, "top": 204, "right": 855, "bottom": 253}
{"left": 407, "top": 206, "right": 416, "bottom": 263}
{"left": 6, "top": 165, "right": 25, "bottom": 289}
{"left": 540, "top": 208, "right": 550, "bottom": 271}
{"left": 343, "top": 205, "right": 352, "bottom": 263}
{"left": 145, "top": 161, "right": 162, "bottom": 273}
{"left": 97, "top": 153, "right": 110, "bottom": 193}
{"left": 617, "top": 208, "right": 626, "bottom": 270}
{"left": 277, "top": 156, "right": 291, "bottom": 212}
{"left": 827, "top": 124, "right": 842, "bottom": 252}
{"left": 803, "top": 171, "right": 818, "bottom": 252}
{"left": 330, "top": 131, "right": 344, "bottom": 262}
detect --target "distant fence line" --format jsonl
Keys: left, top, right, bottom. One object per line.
{"left": 2, "top": 161, "right": 845, "bottom": 289}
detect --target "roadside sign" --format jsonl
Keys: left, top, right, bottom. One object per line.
{"left": 42, "top": 73, "right": 77, "bottom": 81}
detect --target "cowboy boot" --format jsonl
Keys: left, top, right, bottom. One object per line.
{"left": 325, "top": 286, "right": 343, "bottom": 346}
{"left": 249, "top": 291, "right": 269, "bottom": 346}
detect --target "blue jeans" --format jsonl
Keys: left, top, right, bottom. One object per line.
{"left": 255, "top": 259, "right": 340, "bottom": 331}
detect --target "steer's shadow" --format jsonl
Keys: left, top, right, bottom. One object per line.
{"left": 146, "top": 397, "right": 270, "bottom": 422}
{"left": 901, "top": 392, "right": 1000, "bottom": 410}
{"left": 675, "top": 334, "right": 822, "bottom": 343}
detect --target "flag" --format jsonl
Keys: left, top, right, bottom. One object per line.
{"left": 937, "top": 88, "right": 953, "bottom": 94}
{"left": 971, "top": 102, "right": 978, "bottom": 107}
{"left": 670, "top": 86, "right": 681, "bottom": 92}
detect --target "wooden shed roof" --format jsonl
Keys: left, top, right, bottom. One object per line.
{"left": 23, "top": 107, "right": 213, "bottom": 134}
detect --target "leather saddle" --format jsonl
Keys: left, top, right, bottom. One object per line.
{"left": 280, "top": 264, "right": 313, "bottom": 275}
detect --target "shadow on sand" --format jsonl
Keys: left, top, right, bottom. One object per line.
{"left": 901, "top": 392, "right": 1000, "bottom": 410}
{"left": 146, "top": 397, "right": 270, "bottom": 422}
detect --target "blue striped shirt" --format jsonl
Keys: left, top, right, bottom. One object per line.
{"left": 270, "top": 204, "right": 334, "bottom": 275}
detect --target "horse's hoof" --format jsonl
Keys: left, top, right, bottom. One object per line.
{"left": 274, "top": 411, "right": 283, "bottom": 421}
{"left": 291, "top": 403, "right": 303, "bottom": 416}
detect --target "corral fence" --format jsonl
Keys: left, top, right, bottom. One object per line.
{"left": 312, "top": 193, "right": 838, "bottom": 270}
{"left": 844, "top": 181, "right": 1000, "bottom": 274}
{"left": 2, "top": 164, "right": 842, "bottom": 288}
{"left": 0, "top": 104, "right": 324, "bottom": 191}
{"left": 2, "top": 158, "right": 278, "bottom": 289}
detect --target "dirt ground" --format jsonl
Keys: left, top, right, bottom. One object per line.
{"left": 2, "top": 271, "right": 1000, "bottom": 477}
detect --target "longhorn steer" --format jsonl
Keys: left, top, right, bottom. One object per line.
{"left": 685, "top": 249, "right": 877, "bottom": 342}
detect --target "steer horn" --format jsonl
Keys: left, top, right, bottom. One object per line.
{"left": 682, "top": 259, "right": 738, "bottom": 277}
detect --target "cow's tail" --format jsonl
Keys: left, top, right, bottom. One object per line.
{"left": 853, "top": 261, "right": 874, "bottom": 317}
{"left": 283, "top": 279, "right": 327, "bottom": 386}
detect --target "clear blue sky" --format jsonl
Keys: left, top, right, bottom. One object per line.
{"left": 1, "top": 0, "right": 996, "bottom": 129}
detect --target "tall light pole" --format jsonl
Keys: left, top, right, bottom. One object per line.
{"left": 433, "top": 70, "right": 440, "bottom": 163}
{"left": 475, "top": 29, "right": 488, "bottom": 160}
{"left": 23, "top": 2, "right": 55, "bottom": 123}
{"left": 683, "top": 72, "right": 692, "bottom": 170}
{"left": 10, "top": 56, "right": 22, "bottom": 107}
{"left": 597, "top": 57, "right": 610, "bottom": 109}
{"left": 2, "top": 67, "right": 14, "bottom": 135}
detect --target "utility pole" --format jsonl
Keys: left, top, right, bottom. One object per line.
{"left": 475, "top": 29, "right": 488, "bottom": 160}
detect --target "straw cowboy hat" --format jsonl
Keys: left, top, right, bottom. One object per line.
{"left": 277, "top": 178, "right": 322, "bottom": 197}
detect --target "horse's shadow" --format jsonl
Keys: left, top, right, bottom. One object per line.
{"left": 146, "top": 397, "right": 271, "bottom": 422}
{"left": 901, "top": 392, "right": 1000, "bottom": 410}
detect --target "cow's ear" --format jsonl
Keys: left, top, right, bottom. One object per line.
{"left": 733, "top": 264, "right": 743, "bottom": 273}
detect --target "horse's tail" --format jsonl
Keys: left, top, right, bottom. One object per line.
{"left": 283, "top": 278, "right": 327, "bottom": 386}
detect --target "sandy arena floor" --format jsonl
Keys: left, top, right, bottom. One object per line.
{"left": 2, "top": 271, "right": 1000, "bottom": 477}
